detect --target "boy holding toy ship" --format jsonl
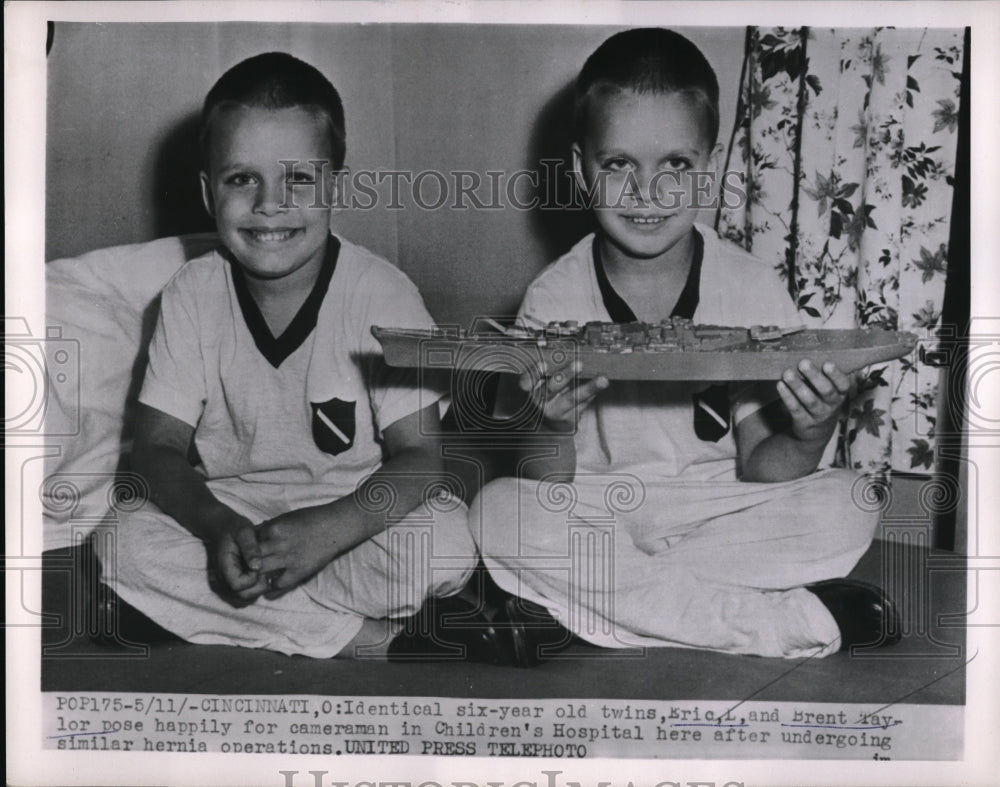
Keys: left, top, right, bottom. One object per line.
{"left": 450, "top": 29, "right": 900, "bottom": 663}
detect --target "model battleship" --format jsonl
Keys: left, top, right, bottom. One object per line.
{"left": 372, "top": 319, "right": 918, "bottom": 381}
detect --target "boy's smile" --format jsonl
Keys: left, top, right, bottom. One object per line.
{"left": 573, "top": 89, "right": 721, "bottom": 266}
{"left": 201, "top": 106, "right": 337, "bottom": 290}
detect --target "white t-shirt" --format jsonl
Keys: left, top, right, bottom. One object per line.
{"left": 140, "top": 234, "right": 442, "bottom": 518}
{"left": 516, "top": 224, "right": 801, "bottom": 479}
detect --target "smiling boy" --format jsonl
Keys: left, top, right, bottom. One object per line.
{"left": 102, "top": 52, "right": 477, "bottom": 658}
{"left": 470, "top": 29, "right": 900, "bottom": 662}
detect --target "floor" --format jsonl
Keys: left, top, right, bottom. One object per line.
{"left": 40, "top": 539, "right": 967, "bottom": 705}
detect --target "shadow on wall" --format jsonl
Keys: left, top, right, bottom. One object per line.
{"left": 152, "top": 111, "right": 216, "bottom": 240}
{"left": 527, "top": 80, "right": 595, "bottom": 264}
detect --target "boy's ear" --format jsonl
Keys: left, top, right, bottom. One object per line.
{"left": 706, "top": 142, "right": 726, "bottom": 205}
{"left": 571, "top": 143, "right": 589, "bottom": 194}
{"left": 325, "top": 164, "right": 346, "bottom": 212}
{"left": 708, "top": 142, "right": 724, "bottom": 176}
{"left": 199, "top": 171, "right": 215, "bottom": 218}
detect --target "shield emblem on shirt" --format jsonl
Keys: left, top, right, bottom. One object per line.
{"left": 311, "top": 397, "right": 356, "bottom": 456}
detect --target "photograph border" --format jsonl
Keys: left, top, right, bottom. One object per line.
{"left": 7, "top": 2, "right": 1000, "bottom": 785}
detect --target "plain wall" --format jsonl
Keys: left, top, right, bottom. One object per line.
{"left": 45, "top": 22, "right": 745, "bottom": 326}
{"left": 46, "top": 23, "right": 400, "bottom": 265}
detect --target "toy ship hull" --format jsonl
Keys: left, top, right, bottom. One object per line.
{"left": 372, "top": 322, "right": 918, "bottom": 381}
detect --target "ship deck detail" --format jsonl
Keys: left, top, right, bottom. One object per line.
{"left": 372, "top": 320, "right": 918, "bottom": 381}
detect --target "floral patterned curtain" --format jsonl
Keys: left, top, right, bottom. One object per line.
{"left": 717, "top": 27, "right": 964, "bottom": 473}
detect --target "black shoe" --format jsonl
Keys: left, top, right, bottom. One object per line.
{"left": 91, "top": 582, "right": 178, "bottom": 646}
{"left": 494, "top": 596, "right": 574, "bottom": 667}
{"left": 388, "top": 595, "right": 511, "bottom": 664}
{"left": 806, "top": 579, "right": 901, "bottom": 651}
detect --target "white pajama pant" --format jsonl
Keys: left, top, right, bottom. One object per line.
{"left": 105, "top": 496, "right": 476, "bottom": 658}
{"left": 470, "top": 468, "right": 877, "bottom": 659}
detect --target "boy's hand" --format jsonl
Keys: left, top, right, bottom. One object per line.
{"left": 211, "top": 517, "right": 266, "bottom": 601}
{"left": 520, "top": 359, "right": 609, "bottom": 431}
{"left": 256, "top": 511, "right": 336, "bottom": 598}
{"left": 776, "top": 360, "right": 852, "bottom": 445}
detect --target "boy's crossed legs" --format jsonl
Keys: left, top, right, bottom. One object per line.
{"left": 471, "top": 469, "right": 880, "bottom": 659}
{"left": 104, "top": 497, "right": 476, "bottom": 659}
